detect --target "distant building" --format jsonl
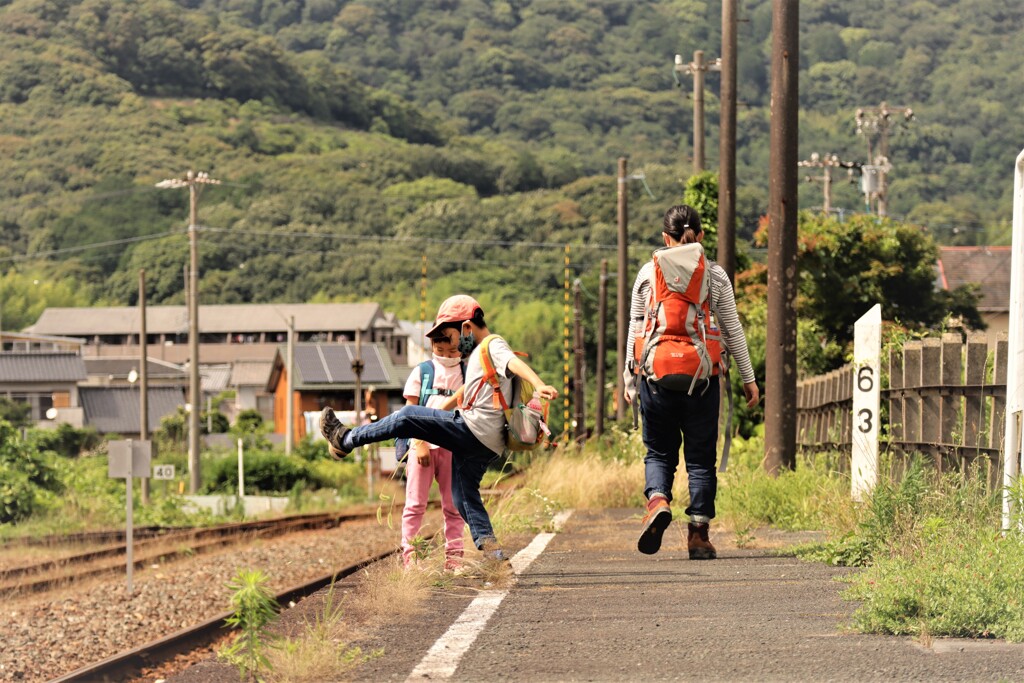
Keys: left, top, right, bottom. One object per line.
{"left": 79, "top": 386, "right": 185, "bottom": 437}
{"left": 229, "top": 359, "right": 275, "bottom": 422}
{"left": 396, "top": 319, "right": 433, "bottom": 367}
{"left": 936, "top": 246, "right": 1011, "bottom": 337}
{"left": 82, "top": 357, "right": 188, "bottom": 387}
{"left": 0, "top": 331, "right": 84, "bottom": 353}
{"left": 25, "top": 302, "right": 409, "bottom": 367}
{"left": 266, "top": 342, "right": 406, "bottom": 440}
{"left": 0, "top": 352, "right": 86, "bottom": 426}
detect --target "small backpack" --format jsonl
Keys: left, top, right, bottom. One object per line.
{"left": 633, "top": 242, "right": 722, "bottom": 394}
{"left": 395, "top": 359, "right": 465, "bottom": 461}
{"left": 464, "top": 335, "right": 550, "bottom": 452}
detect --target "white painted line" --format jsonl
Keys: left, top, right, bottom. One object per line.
{"left": 406, "top": 510, "right": 574, "bottom": 681}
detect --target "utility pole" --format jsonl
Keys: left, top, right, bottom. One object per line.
{"left": 674, "top": 50, "right": 722, "bottom": 174}
{"left": 595, "top": 259, "right": 609, "bottom": 436}
{"left": 573, "top": 279, "right": 585, "bottom": 444}
{"left": 615, "top": 158, "right": 630, "bottom": 421}
{"left": 563, "top": 245, "right": 571, "bottom": 443}
{"left": 855, "top": 102, "right": 914, "bottom": 216}
{"left": 139, "top": 269, "right": 149, "bottom": 506}
{"left": 718, "top": 0, "right": 738, "bottom": 283}
{"left": 156, "top": 170, "right": 220, "bottom": 494}
{"left": 798, "top": 153, "right": 863, "bottom": 215}
{"left": 353, "top": 329, "right": 367, "bottom": 494}
{"left": 765, "top": 0, "right": 799, "bottom": 475}
{"left": 285, "top": 316, "right": 295, "bottom": 456}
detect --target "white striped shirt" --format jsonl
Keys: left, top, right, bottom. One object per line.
{"left": 626, "top": 260, "right": 756, "bottom": 384}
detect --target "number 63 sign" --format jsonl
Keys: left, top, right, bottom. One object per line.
{"left": 852, "top": 304, "right": 881, "bottom": 501}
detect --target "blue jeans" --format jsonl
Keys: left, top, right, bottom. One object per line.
{"left": 341, "top": 405, "right": 500, "bottom": 548}
{"left": 639, "top": 377, "right": 720, "bottom": 519}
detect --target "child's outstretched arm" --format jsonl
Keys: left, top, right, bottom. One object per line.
{"left": 507, "top": 357, "right": 559, "bottom": 400}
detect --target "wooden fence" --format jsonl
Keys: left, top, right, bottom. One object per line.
{"left": 797, "top": 333, "right": 1008, "bottom": 475}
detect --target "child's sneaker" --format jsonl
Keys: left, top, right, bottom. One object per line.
{"left": 637, "top": 496, "right": 672, "bottom": 555}
{"left": 319, "top": 407, "right": 350, "bottom": 459}
{"left": 687, "top": 522, "right": 717, "bottom": 560}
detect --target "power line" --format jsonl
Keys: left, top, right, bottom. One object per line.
{"left": 0, "top": 231, "right": 187, "bottom": 264}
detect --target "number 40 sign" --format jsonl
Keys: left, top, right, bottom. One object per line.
{"left": 852, "top": 304, "right": 881, "bottom": 501}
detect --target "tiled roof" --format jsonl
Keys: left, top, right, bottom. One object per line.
{"left": 79, "top": 386, "right": 185, "bottom": 433}
{"left": 84, "top": 357, "right": 186, "bottom": 380}
{"left": 0, "top": 353, "right": 87, "bottom": 382}
{"left": 201, "top": 364, "right": 232, "bottom": 393}
{"left": 937, "top": 246, "right": 1012, "bottom": 312}
{"left": 229, "top": 360, "right": 274, "bottom": 387}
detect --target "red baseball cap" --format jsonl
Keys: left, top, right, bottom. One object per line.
{"left": 425, "top": 295, "right": 483, "bottom": 338}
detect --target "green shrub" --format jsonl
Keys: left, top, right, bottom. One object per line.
{"left": 0, "top": 420, "right": 63, "bottom": 523}
{"left": 201, "top": 409, "right": 230, "bottom": 434}
{"left": 27, "top": 423, "right": 103, "bottom": 457}
{"left": 0, "top": 463, "right": 37, "bottom": 524}
{"left": 234, "top": 409, "right": 265, "bottom": 434}
{"left": 0, "top": 398, "right": 31, "bottom": 429}
{"left": 293, "top": 434, "right": 329, "bottom": 461}
{"left": 204, "top": 452, "right": 341, "bottom": 494}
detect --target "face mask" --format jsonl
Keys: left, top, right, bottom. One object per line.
{"left": 433, "top": 354, "right": 462, "bottom": 367}
{"left": 458, "top": 330, "right": 477, "bottom": 355}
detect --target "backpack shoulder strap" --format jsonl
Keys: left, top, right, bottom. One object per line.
{"left": 417, "top": 360, "right": 435, "bottom": 406}
{"left": 464, "top": 334, "right": 509, "bottom": 411}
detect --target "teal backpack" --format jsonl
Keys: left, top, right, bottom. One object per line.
{"left": 395, "top": 359, "right": 465, "bottom": 461}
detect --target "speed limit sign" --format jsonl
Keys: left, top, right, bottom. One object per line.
{"left": 153, "top": 464, "right": 175, "bottom": 480}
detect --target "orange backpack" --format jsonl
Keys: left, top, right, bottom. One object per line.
{"left": 633, "top": 243, "right": 722, "bottom": 394}
{"left": 464, "top": 335, "right": 550, "bottom": 451}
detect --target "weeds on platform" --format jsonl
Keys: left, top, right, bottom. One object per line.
{"left": 809, "top": 461, "right": 1024, "bottom": 642}
{"left": 219, "top": 568, "right": 278, "bottom": 681}
{"left": 267, "top": 583, "right": 377, "bottom": 682}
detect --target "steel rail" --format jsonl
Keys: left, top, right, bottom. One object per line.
{"left": 49, "top": 548, "right": 398, "bottom": 683}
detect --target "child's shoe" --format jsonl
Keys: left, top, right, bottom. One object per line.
{"left": 637, "top": 496, "right": 672, "bottom": 555}
{"left": 319, "top": 407, "right": 350, "bottom": 459}
{"left": 687, "top": 522, "right": 717, "bottom": 560}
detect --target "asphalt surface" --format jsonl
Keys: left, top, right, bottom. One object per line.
{"left": 173, "top": 509, "right": 1024, "bottom": 682}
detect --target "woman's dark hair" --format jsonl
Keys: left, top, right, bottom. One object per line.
{"left": 663, "top": 204, "right": 702, "bottom": 244}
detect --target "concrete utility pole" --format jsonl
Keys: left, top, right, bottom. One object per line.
{"left": 139, "top": 269, "right": 149, "bottom": 506}
{"left": 718, "top": 0, "right": 738, "bottom": 283}
{"left": 765, "top": 0, "right": 799, "bottom": 475}
{"left": 156, "top": 170, "right": 221, "bottom": 494}
{"left": 595, "top": 259, "right": 609, "bottom": 436}
{"left": 798, "top": 153, "right": 862, "bottom": 215}
{"left": 615, "top": 157, "right": 629, "bottom": 422}
{"left": 855, "top": 102, "right": 914, "bottom": 217}
{"left": 674, "top": 50, "right": 722, "bottom": 174}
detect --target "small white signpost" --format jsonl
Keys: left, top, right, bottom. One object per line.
{"left": 852, "top": 304, "right": 881, "bottom": 501}
{"left": 108, "top": 439, "right": 152, "bottom": 595}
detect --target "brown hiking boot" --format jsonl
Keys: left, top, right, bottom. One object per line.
{"left": 687, "top": 522, "right": 717, "bottom": 560}
{"left": 637, "top": 497, "right": 672, "bottom": 555}
{"left": 319, "top": 407, "right": 351, "bottom": 459}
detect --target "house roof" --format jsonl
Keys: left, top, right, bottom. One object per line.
{"left": 201, "top": 364, "right": 233, "bottom": 393}
{"left": 937, "top": 246, "right": 1012, "bottom": 312}
{"left": 84, "top": 357, "right": 187, "bottom": 381}
{"left": 25, "top": 303, "right": 391, "bottom": 336}
{"left": 0, "top": 353, "right": 87, "bottom": 382}
{"left": 79, "top": 386, "right": 185, "bottom": 434}
{"left": 229, "top": 360, "right": 274, "bottom": 388}
{"left": 267, "top": 342, "right": 405, "bottom": 392}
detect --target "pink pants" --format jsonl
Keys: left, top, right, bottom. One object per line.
{"left": 402, "top": 447, "right": 465, "bottom": 566}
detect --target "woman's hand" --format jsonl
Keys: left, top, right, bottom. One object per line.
{"left": 743, "top": 381, "right": 760, "bottom": 408}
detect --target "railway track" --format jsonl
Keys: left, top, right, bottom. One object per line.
{"left": 50, "top": 548, "right": 398, "bottom": 683}
{"left": 0, "top": 510, "right": 378, "bottom": 599}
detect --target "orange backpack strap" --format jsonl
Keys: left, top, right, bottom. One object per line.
{"left": 464, "top": 334, "right": 509, "bottom": 411}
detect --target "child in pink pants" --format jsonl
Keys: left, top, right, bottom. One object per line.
{"left": 401, "top": 334, "right": 465, "bottom": 569}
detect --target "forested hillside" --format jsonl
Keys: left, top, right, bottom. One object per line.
{"left": 0, "top": 0, "right": 1020, "bottom": 376}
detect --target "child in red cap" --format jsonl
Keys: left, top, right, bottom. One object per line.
{"left": 321, "top": 295, "right": 558, "bottom": 561}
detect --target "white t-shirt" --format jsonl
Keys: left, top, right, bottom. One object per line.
{"left": 404, "top": 358, "right": 465, "bottom": 451}
{"left": 460, "top": 336, "right": 516, "bottom": 456}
